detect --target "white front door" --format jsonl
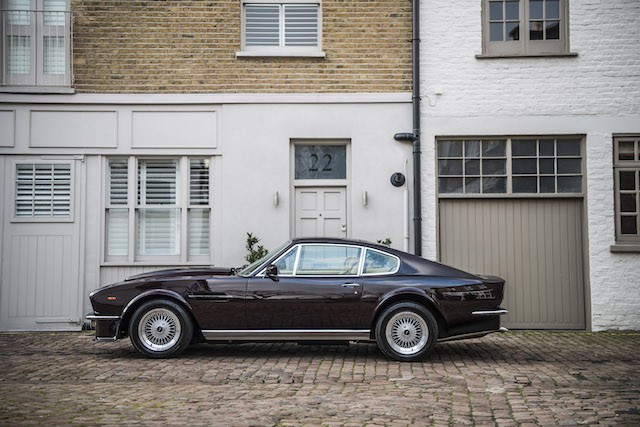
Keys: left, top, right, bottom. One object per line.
{"left": 295, "top": 187, "right": 347, "bottom": 238}
{"left": 0, "top": 158, "right": 83, "bottom": 331}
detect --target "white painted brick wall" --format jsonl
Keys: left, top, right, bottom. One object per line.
{"left": 421, "top": 0, "right": 640, "bottom": 330}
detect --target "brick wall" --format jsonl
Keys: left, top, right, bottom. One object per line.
{"left": 71, "top": 0, "right": 412, "bottom": 93}
{"left": 420, "top": 0, "right": 640, "bottom": 330}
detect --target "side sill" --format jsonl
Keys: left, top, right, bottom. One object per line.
{"left": 438, "top": 328, "right": 503, "bottom": 343}
{"left": 202, "top": 329, "right": 370, "bottom": 341}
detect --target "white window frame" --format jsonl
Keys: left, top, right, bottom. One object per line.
{"left": 102, "top": 156, "right": 213, "bottom": 266}
{"left": 237, "top": 0, "right": 325, "bottom": 58}
{"left": 11, "top": 158, "right": 74, "bottom": 223}
{"left": 1, "top": 0, "right": 72, "bottom": 91}
{"left": 480, "top": 0, "right": 574, "bottom": 58}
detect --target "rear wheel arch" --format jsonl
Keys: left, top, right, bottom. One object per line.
{"left": 370, "top": 292, "right": 447, "bottom": 339}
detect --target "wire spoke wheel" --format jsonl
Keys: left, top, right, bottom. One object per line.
{"left": 385, "top": 311, "right": 429, "bottom": 356}
{"left": 137, "top": 308, "right": 182, "bottom": 352}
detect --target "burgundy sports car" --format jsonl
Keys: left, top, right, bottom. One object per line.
{"left": 87, "top": 238, "right": 508, "bottom": 361}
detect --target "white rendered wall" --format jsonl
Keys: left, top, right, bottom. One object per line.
{"left": 421, "top": 0, "right": 640, "bottom": 330}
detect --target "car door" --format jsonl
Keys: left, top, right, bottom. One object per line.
{"left": 245, "top": 244, "right": 368, "bottom": 329}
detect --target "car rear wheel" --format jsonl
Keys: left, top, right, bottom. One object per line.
{"left": 375, "top": 302, "right": 438, "bottom": 362}
{"left": 128, "top": 299, "right": 193, "bottom": 358}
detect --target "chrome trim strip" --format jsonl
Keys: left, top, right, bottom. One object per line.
{"left": 96, "top": 336, "right": 118, "bottom": 342}
{"left": 438, "top": 329, "right": 500, "bottom": 342}
{"left": 187, "top": 294, "right": 242, "bottom": 300}
{"left": 471, "top": 309, "right": 509, "bottom": 316}
{"left": 202, "top": 329, "right": 371, "bottom": 341}
{"left": 86, "top": 314, "right": 121, "bottom": 320}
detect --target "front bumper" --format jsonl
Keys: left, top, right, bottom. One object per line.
{"left": 86, "top": 313, "right": 121, "bottom": 341}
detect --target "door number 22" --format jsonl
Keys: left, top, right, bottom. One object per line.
{"left": 309, "top": 154, "right": 332, "bottom": 172}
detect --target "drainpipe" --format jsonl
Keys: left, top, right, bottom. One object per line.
{"left": 411, "top": 0, "right": 422, "bottom": 257}
{"left": 393, "top": 0, "right": 422, "bottom": 256}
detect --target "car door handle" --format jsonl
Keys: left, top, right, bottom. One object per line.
{"left": 341, "top": 283, "right": 360, "bottom": 288}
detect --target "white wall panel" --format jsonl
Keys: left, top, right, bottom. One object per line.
{"left": 0, "top": 111, "right": 15, "bottom": 147}
{"left": 30, "top": 110, "right": 117, "bottom": 148}
{"left": 131, "top": 110, "right": 217, "bottom": 148}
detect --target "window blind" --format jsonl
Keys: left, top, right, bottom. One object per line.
{"left": 138, "top": 159, "right": 177, "bottom": 205}
{"left": 189, "top": 159, "right": 209, "bottom": 205}
{"left": 284, "top": 4, "right": 318, "bottom": 46}
{"left": 245, "top": 4, "right": 280, "bottom": 46}
{"left": 137, "top": 209, "right": 180, "bottom": 256}
{"left": 15, "top": 163, "right": 71, "bottom": 217}
{"left": 108, "top": 159, "right": 128, "bottom": 205}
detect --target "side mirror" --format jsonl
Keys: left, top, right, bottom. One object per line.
{"left": 265, "top": 264, "right": 279, "bottom": 281}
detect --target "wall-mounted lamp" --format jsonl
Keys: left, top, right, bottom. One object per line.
{"left": 362, "top": 191, "right": 368, "bottom": 206}
{"left": 273, "top": 191, "right": 279, "bottom": 207}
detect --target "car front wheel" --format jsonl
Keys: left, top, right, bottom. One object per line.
{"left": 128, "top": 299, "right": 193, "bottom": 358}
{"left": 375, "top": 302, "right": 438, "bottom": 362}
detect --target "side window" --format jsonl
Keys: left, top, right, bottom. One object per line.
{"left": 363, "top": 249, "right": 400, "bottom": 275}
{"left": 296, "top": 245, "right": 362, "bottom": 276}
{"left": 273, "top": 246, "right": 298, "bottom": 276}
{"left": 613, "top": 137, "right": 640, "bottom": 246}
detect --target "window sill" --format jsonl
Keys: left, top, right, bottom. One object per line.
{"left": 0, "top": 86, "right": 75, "bottom": 94}
{"left": 476, "top": 52, "right": 578, "bottom": 59}
{"left": 236, "top": 51, "right": 326, "bottom": 58}
{"left": 609, "top": 244, "right": 640, "bottom": 253}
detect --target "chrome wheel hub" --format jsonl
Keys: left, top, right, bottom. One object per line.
{"left": 385, "top": 311, "right": 428, "bottom": 355}
{"left": 138, "top": 308, "right": 181, "bottom": 352}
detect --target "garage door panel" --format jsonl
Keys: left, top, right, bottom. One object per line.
{"left": 439, "top": 198, "right": 585, "bottom": 329}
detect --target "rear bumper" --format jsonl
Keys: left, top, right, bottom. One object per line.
{"left": 86, "top": 313, "right": 121, "bottom": 341}
{"left": 471, "top": 308, "right": 509, "bottom": 316}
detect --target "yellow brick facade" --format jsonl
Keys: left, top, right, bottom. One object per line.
{"left": 71, "top": 0, "right": 412, "bottom": 93}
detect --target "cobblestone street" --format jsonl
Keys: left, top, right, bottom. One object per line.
{"left": 0, "top": 331, "right": 639, "bottom": 426}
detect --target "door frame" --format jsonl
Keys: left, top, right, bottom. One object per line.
{"left": 290, "top": 139, "right": 351, "bottom": 238}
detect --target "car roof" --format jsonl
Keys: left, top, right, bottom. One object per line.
{"left": 290, "top": 237, "right": 394, "bottom": 251}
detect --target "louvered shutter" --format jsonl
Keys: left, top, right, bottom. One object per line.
{"left": 15, "top": 163, "right": 70, "bottom": 217}
{"left": 245, "top": 4, "right": 280, "bottom": 46}
{"left": 106, "top": 159, "right": 128, "bottom": 256}
{"left": 137, "top": 159, "right": 179, "bottom": 256}
{"left": 188, "top": 159, "right": 210, "bottom": 256}
{"left": 284, "top": 4, "right": 318, "bottom": 46}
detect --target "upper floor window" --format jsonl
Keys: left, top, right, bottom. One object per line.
{"left": 481, "top": 0, "right": 572, "bottom": 57}
{"left": 1, "top": 0, "right": 71, "bottom": 91}
{"left": 238, "top": 0, "right": 324, "bottom": 57}
{"left": 613, "top": 137, "right": 640, "bottom": 248}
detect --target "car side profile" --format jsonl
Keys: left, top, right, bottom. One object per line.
{"left": 87, "top": 238, "right": 508, "bottom": 361}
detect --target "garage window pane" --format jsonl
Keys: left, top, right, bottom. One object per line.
{"left": 482, "top": 140, "right": 506, "bottom": 157}
{"left": 483, "top": 177, "right": 507, "bottom": 193}
{"left": 439, "top": 177, "right": 463, "bottom": 194}
{"left": 438, "top": 140, "right": 463, "bottom": 158}
{"left": 513, "top": 176, "right": 537, "bottom": 193}
{"left": 439, "top": 159, "right": 463, "bottom": 175}
{"left": 557, "top": 176, "right": 582, "bottom": 193}
{"left": 621, "top": 216, "right": 638, "bottom": 235}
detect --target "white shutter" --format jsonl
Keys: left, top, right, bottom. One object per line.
{"left": 15, "top": 163, "right": 70, "bottom": 217}
{"left": 138, "top": 159, "right": 177, "bottom": 205}
{"left": 189, "top": 159, "right": 209, "bottom": 205}
{"left": 189, "top": 159, "right": 210, "bottom": 256}
{"left": 284, "top": 4, "right": 318, "bottom": 46}
{"left": 245, "top": 4, "right": 280, "bottom": 46}
{"left": 189, "top": 209, "right": 210, "bottom": 256}
{"left": 108, "top": 159, "right": 128, "bottom": 205}
{"left": 106, "top": 209, "right": 128, "bottom": 256}
{"left": 137, "top": 209, "right": 180, "bottom": 256}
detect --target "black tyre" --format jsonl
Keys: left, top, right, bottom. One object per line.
{"left": 128, "top": 299, "right": 193, "bottom": 358}
{"left": 375, "top": 301, "right": 438, "bottom": 362}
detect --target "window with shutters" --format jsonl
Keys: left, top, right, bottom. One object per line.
{"left": 1, "top": 0, "right": 72, "bottom": 91}
{"left": 105, "top": 157, "right": 212, "bottom": 264}
{"left": 14, "top": 161, "right": 71, "bottom": 220}
{"left": 612, "top": 137, "right": 640, "bottom": 250}
{"left": 238, "top": 0, "right": 324, "bottom": 57}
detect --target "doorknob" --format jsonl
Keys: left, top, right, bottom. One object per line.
{"left": 341, "top": 283, "right": 360, "bottom": 288}
{"left": 341, "top": 224, "right": 347, "bottom": 232}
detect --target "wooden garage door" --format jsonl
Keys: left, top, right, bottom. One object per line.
{"left": 439, "top": 198, "right": 585, "bottom": 329}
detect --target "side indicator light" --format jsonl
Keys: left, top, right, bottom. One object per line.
{"left": 107, "top": 296, "right": 117, "bottom": 301}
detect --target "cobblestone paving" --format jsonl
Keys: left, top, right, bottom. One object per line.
{"left": 0, "top": 331, "right": 639, "bottom": 426}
